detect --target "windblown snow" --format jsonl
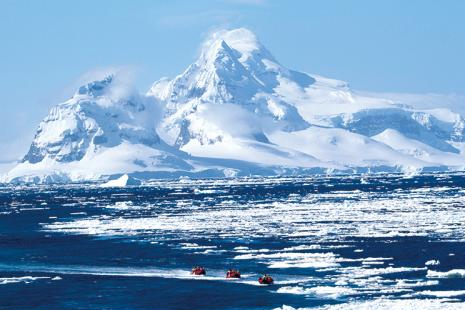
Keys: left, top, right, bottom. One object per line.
{"left": 4, "top": 28, "right": 465, "bottom": 183}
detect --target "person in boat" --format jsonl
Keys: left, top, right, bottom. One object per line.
{"left": 192, "top": 266, "right": 206, "bottom": 275}
{"left": 226, "top": 269, "right": 241, "bottom": 278}
{"left": 258, "top": 274, "right": 273, "bottom": 284}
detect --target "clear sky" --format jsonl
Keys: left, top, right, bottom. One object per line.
{"left": 1, "top": 0, "right": 465, "bottom": 161}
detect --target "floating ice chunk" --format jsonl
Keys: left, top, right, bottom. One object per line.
{"left": 100, "top": 174, "right": 141, "bottom": 187}
{"left": 361, "top": 261, "right": 384, "bottom": 265}
{"left": 193, "top": 188, "right": 228, "bottom": 194}
{"left": 105, "top": 201, "right": 139, "bottom": 210}
{"left": 340, "top": 266, "right": 426, "bottom": 279}
{"left": 427, "top": 269, "right": 465, "bottom": 278}
{"left": 395, "top": 279, "right": 439, "bottom": 288}
{"left": 277, "top": 285, "right": 357, "bottom": 299}
{"left": 425, "top": 260, "right": 440, "bottom": 266}
{"left": 269, "top": 260, "right": 338, "bottom": 269}
{"left": 274, "top": 298, "right": 465, "bottom": 310}
{"left": 330, "top": 299, "right": 465, "bottom": 309}
{"left": 414, "top": 290, "right": 465, "bottom": 297}
{"left": 234, "top": 251, "right": 340, "bottom": 269}
{"left": 281, "top": 245, "right": 320, "bottom": 251}
{"left": 273, "top": 306, "right": 296, "bottom": 310}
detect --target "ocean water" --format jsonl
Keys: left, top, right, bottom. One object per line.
{"left": 1, "top": 174, "right": 465, "bottom": 309}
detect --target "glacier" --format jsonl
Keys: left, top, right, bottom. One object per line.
{"left": 3, "top": 28, "right": 465, "bottom": 183}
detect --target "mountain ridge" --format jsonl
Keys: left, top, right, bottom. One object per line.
{"left": 3, "top": 28, "right": 464, "bottom": 183}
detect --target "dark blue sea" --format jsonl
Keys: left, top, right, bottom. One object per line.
{"left": 1, "top": 174, "right": 465, "bottom": 310}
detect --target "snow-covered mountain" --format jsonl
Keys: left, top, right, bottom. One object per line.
{"left": 4, "top": 28, "right": 465, "bottom": 183}
{"left": 6, "top": 75, "right": 200, "bottom": 182}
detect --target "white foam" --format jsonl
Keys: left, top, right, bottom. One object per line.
{"left": 0, "top": 276, "right": 50, "bottom": 285}
{"left": 0, "top": 264, "right": 272, "bottom": 287}
{"left": 179, "top": 243, "right": 217, "bottom": 250}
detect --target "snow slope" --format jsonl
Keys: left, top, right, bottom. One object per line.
{"left": 3, "top": 28, "right": 465, "bottom": 183}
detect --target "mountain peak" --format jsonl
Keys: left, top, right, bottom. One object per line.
{"left": 201, "top": 28, "right": 274, "bottom": 64}
{"left": 149, "top": 27, "right": 313, "bottom": 146}
{"left": 198, "top": 38, "right": 239, "bottom": 67}
{"left": 77, "top": 74, "right": 114, "bottom": 97}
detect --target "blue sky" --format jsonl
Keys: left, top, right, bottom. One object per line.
{"left": 1, "top": 0, "right": 465, "bottom": 160}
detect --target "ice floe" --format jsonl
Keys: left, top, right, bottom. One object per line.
{"left": 277, "top": 285, "right": 358, "bottom": 299}
{"left": 273, "top": 298, "right": 465, "bottom": 309}
{"left": 427, "top": 269, "right": 465, "bottom": 278}
{"left": 425, "top": 260, "right": 440, "bottom": 266}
